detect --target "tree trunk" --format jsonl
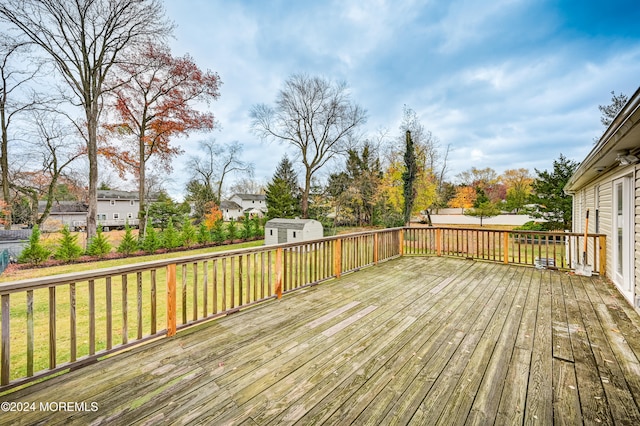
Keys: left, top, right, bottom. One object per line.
{"left": 301, "top": 170, "right": 311, "bottom": 219}
{"left": 138, "top": 134, "right": 146, "bottom": 238}
{"left": 86, "top": 106, "right": 98, "bottom": 241}
{"left": 0, "top": 106, "right": 10, "bottom": 229}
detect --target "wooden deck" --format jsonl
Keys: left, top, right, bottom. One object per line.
{"left": 2, "top": 257, "right": 640, "bottom": 425}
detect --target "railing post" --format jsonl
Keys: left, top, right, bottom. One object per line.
{"left": 334, "top": 238, "right": 342, "bottom": 278}
{"left": 436, "top": 228, "right": 442, "bottom": 256}
{"left": 599, "top": 235, "right": 606, "bottom": 276}
{"left": 1, "top": 294, "right": 9, "bottom": 386}
{"left": 167, "top": 264, "right": 177, "bottom": 337}
{"left": 503, "top": 232, "right": 509, "bottom": 264}
{"left": 373, "top": 233, "right": 379, "bottom": 264}
{"left": 275, "top": 248, "right": 283, "bottom": 299}
{"left": 399, "top": 229, "right": 404, "bottom": 256}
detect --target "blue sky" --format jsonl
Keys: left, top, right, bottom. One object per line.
{"left": 162, "top": 0, "right": 640, "bottom": 197}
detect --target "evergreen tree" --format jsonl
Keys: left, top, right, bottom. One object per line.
{"left": 465, "top": 201, "right": 501, "bottom": 227}
{"left": 161, "top": 217, "right": 182, "bottom": 249}
{"left": 265, "top": 155, "right": 301, "bottom": 219}
{"left": 117, "top": 223, "right": 139, "bottom": 255}
{"left": 54, "top": 225, "right": 83, "bottom": 262}
{"left": 402, "top": 130, "right": 417, "bottom": 225}
{"left": 528, "top": 154, "right": 578, "bottom": 230}
{"left": 241, "top": 214, "right": 252, "bottom": 239}
{"left": 181, "top": 216, "right": 197, "bottom": 247}
{"left": 197, "top": 222, "right": 211, "bottom": 245}
{"left": 599, "top": 91, "right": 628, "bottom": 127}
{"left": 226, "top": 218, "right": 238, "bottom": 240}
{"left": 18, "top": 224, "right": 51, "bottom": 265}
{"left": 212, "top": 219, "right": 226, "bottom": 244}
{"left": 141, "top": 219, "right": 161, "bottom": 253}
{"left": 86, "top": 226, "right": 111, "bottom": 257}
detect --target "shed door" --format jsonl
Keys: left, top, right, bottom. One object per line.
{"left": 278, "top": 228, "right": 287, "bottom": 244}
{"left": 612, "top": 176, "right": 633, "bottom": 303}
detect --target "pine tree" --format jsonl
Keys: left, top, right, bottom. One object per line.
{"left": 117, "top": 223, "right": 139, "bottom": 255}
{"left": 265, "top": 155, "right": 301, "bottom": 219}
{"left": 528, "top": 154, "right": 578, "bottom": 230}
{"left": 197, "top": 222, "right": 211, "bottom": 245}
{"left": 86, "top": 226, "right": 111, "bottom": 257}
{"left": 226, "top": 218, "right": 238, "bottom": 240}
{"left": 18, "top": 224, "right": 52, "bottom": 265}
{"left": 241, "top": 214, "right": 252, "bottom": 239}
{"left": 161, "top": 217, "right": 182, "bottom": 249}
{"left": 142, "top": 219, "right": 161, "bottom": 253}
{"left": 402, "top": 130, "right": 417, "bottom": 225}
{"left": 181, "top": 216, "right": 197, "bottom": 247}
{"left": 212, "top": 219, "right": 226, "bottom": 243}
{"left": 54, "top": 225, "right": 83, "bottom": 262}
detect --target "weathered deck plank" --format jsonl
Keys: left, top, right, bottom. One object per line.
{"left": 2, "top": 257, "right": 640, "bottom": 425}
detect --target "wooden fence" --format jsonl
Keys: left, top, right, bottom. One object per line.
{"left": 0, "top": 226, "right": 603, "bottom": 391}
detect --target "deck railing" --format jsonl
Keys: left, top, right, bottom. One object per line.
{"left": 0, "top": 226, "right": 603, "bottom": 391}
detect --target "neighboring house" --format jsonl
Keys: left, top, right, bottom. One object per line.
{"left": 230, "top": 194, "right": 267, "bottom": 218}
{"left": 0, "top": 229, "right": 32, "bottom": 261}
{"left": 220, "top": 200, "right": 244, "bottom": 221}
{"left": 39, "top": 190, "right": 148, "bottom": 231}
{"left": 565, "top": 86, "right": 640, "bottom": 309}
{"left": 264, "top": 218, "right": 323, "bottom": 245}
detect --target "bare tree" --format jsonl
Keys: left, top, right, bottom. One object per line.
{"left": 12, "top": 110, "right": 84, "bottom": 226}
{"left": 187, "top": 139, "right": 254, "bottom": 204}
{"left": 0, "top": 0, "right": 172, "bottom": 238}
{"left": 251, "top": 74, "right": 367, "bottom": 218}
{"left": 0, "top": 35, "right": 43, "bottom": 228}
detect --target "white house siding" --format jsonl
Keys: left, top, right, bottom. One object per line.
{"left": 636, "top": 164, "right": 640, "bottom": 297}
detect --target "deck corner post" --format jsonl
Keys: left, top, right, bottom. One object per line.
{"left": 167, "top": 263, "right": 177, "bottom": 337}
{"left": 275, "top": 247, "right": 283, "bottom": 299}
{"left": 334, "top": 238, "right": 342, "bottom": 278}
{"left": 399, "top": 229, "right": 404, "bottom": 256}
{"left": 599, "top": 235, "right": 606, "bottom": 276}
{"left": 373, "top": 233, "right": 379, "bottom": 264}
{"left": 1, "top": 294, "right": 10, "bottom": 386}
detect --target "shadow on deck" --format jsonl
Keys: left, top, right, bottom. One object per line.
{"left": 2, "top": 257, "right": 640, "bottom": 425}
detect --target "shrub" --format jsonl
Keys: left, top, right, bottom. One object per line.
{"left": 18, "top": 224, "right": 52, "bottom": 265}
{"left": 514, "top": 221, "right": 548, "bottom": 232}
{"left": 86, "top": 226, "right": 112, "bottom": 257}
{"left": 181, "top": 216, "right": 197, "bottom": 247}
{"left": 141, "top": 220, "right": 161, "bottom": 253}
{"left": 241, "top": 214, "right": 252, "bottom": 239}
{"left": 161, "top": 217, "right": 182, "bottom": 249}
{"left": 54, "top": 225, "right": 83, "bottom": 262}
{"left": 212, "top": 219, "right": 226, "bottom": 244}
{"left": 197, "top": 223, "right": 211, "bottom": 245}
{"left": 117, "top": 223, "right": 139, "bottom": 255}
{"left": 226, "top": 219, "right": 238, "bottom": 240}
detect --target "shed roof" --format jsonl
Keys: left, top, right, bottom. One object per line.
{"left": 265, "top": 218, "right": 320, "bottom": 230}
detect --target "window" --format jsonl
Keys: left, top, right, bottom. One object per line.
{"left": 98, "top": 214, "right": 107, "bottom": 221}
{"left": 110, "top": 200, "right": 115, "bottom": 206}
{"left": 270, "top": 230, "right": 273, "bottom": 236}
{"left": 293, "top": 231, "right": 297, "bottom": 238}
{"left": 113, "top": 213, "right": 120, "bottom": 220}
{"left": 130, "top": 200, "right": 134, "bottom": 206}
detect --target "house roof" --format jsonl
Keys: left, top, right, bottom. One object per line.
{"left": 565, "top": 86, "right": 640, "bottom": 192}
{"left": 220, "top": 200, "right": 242, "bottom": 210}
{"left": 38, "top": 201, "right": 88, "bottom": 214}
{"left": 97, "top": 190, "right": 138, "bottom": 200}
{"left": 265, "top": 218, "right": 320, "bottom": 230}
{"left": 232, "top": 193, "right": 265, "bottom": 201}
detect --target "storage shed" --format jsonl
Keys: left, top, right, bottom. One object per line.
{"left": 264, "top": 218, "right": 323, "bottom": 245}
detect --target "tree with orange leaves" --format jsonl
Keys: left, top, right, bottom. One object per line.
{"left": 448, "top": 186, "right": 476, "bottom": 213}
{"left": 203, "top": 202, "right": 223, "bottom": 230}
{"left": 105, "top": 42, "right": 221, "bottom": 235}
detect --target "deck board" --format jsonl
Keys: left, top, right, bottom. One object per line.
{"left": 2, "top": 257, "right": 640, "bottom": 425}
